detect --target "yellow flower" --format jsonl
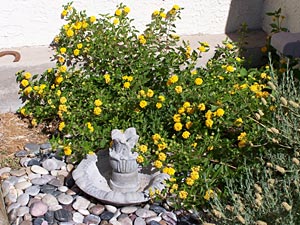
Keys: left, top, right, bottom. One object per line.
{"left": 179, "top": 190, "right": 188, "bottom": 199}
{"left": 205, "top": 110, "right": 213, "bottom": 119}
{"left": 185, "top": 121, "right": 193, "bottom": 129}
{"left": 60, "top": 96, "right": 67, "bottom": 104}
{"left": 147, "top": 89, "right": 154, "bottom": 97}
{"left": 94, "top": 99, "right": 102, "bottom": 107}
{"left": 236, "top": 57, "right": 242, "bottom": 62}
{"left": 182, "top": 131, "right": 191, "bottom": 139}
{"left": 183, "top": 102, "right": 190, "bottom": 109}
{"left": 174, "top": 122, "right": 183, "bottom": 131}
{"left": 226, "top": 43, "right": 234, "bottom": 50}
{"left": 172, "top": 4, "right": 180, "bottom": 10}
{"left": 61, "top": 10, "right": 68, "bottom": 17}
{"left": 158, "top": 95, "right": 165, "bottom": 102}
{"left": 178, "top": 107, "right": 185, "bottom": 114}
{"left": 152, "top": 10, "right": 159, "bottom": 16}
{"left": 55, "top": 76, "right": 63, "bottom": 85}
{"left": 20, "top": 108, "right": 26, "bottom": 116}
{"left": 226, "top": 65, "right": 236, "bottom": 72}
{"left": 168, "top": 75, "right": 179, "bottom": 84}
{"left": 238, "top": 132, "right": 247, "bottom": 141}
{"left": 192, "top": 166, "right": 200, "bottom": 172}
{"left": 21, "top": 79, "right": 29, "bottom": 87}
{"left": 204, "top": 189, "right": 214, "bottom": 201}
{"left": 205, "top": 119, "right": 213, "bottom": 128}
{"left": 58, "top": 56, "right": 65, "bottom": 63}
{"left": 86, "top": 122, "right": 94, "bottom": 133}
{"left": 58, "top": 121, "right": 65, "bottom": 131}
{"left": 136, "top": 155, "right": 144, "bottom": 164}
{"left": 77, "top": 43, "right": 83, "bottom": 49}
{"left": 194, "top": 77, "right": 203, "bottom": 85}
{"left": 163, "top": 167, "right": 175, "bottom": 176}
{"left": 198, "top": 45, "right": 206, "bottom": 52}
{"left": 215, "top": 108, "right": 225, "bottom": 117}
{"left": 115, "top": 8, "right": 122, "bottom": 16}
{"left": 198, "top": 103, "right": 206, "bottom": 111}
{"left": 260, "top": 72, "right": 267, "bottom": 79}
{"left": 160, "top": 12, "right": 166, "bottom": 18}
{"left": 186, "top": 177, "right": 194, "bottom": 186}
{"left": 139, "top": 145, "right": 148, "bottom": 153}
{"left": 158, "top": 152, "right": 166, "bottom": 161}
{"left": 59, "top": 65, "right": 67, "bottom": 73}
{"left": 93, "top": 107, "right": 102, "bottom": 115}
{"left": 63, "top": 145, "right": 72, "bottom": 156}
{"left": 103, "top": 74, "right": 111, "bottom": 84}
{"left": 261, "top": 46, "right": 267, "bottom": 53}
{"left": 154, "top": 160, "right": 163, "bottom": 169}
{"left": 66, "top": 29, "right": 74, "bottom": 37}
{"left": 113, "top": 18, "right": 119, "bottom": 25}
{"left": 238, "top": 140, "right": 247, "bottom": 148}
{"left": 23, "top": 72, "right": 32, "bottom": 80}
{"left": 123, "top": 82, "right": 130, "bottom": 89}
{"left": 207, "top": 146, "right": 214, "bottom": 151}
{"left": 173, "top": 114, "right": 181, "bottom": 122}
{"left": 138, "top": 35, "right": 146, "bottom": 44}
{"left": 73, "top": 49, "right": 80, "bottom": 56}
{"left": 24, "top": 86, "right": 33, "bottom": 95}
{"left": 175, "top": 86, "right": 182, "bottom": 94}
{"left": 89, "top": 16, "right": 96, "bottom": 23}
{"left": 152, "top": 133, "right": 161, "bottom": 142}
{"left": 59, "top": 104, "right": 67, "bottom": 112}
{"left": 139, "top": 100, "right": 148, "bottom": 108}
{"left": 139, "top": 90, "right": 146, "bottom": 97}
{"left": 56, "top": 90, "right": 61, "bottom": 96}
{"left": 124, "top": 6, "right": 130, "bottom": 14}
{"left": 235, "top": 118, "right": 243, "bottom": 126}
{"left": 156, "top": 102, "right": 162, "bottom": 109}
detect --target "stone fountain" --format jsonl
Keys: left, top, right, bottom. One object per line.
{"left": 72, "top": 128, "right": 169, "bottom": 205}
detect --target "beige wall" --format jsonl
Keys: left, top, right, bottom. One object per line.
{"left": 262, "top": 0, "right": 300, "bottom": 33}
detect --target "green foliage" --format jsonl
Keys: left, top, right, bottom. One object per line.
{"left": 15, "top": 3, "right": 273, "bottom": 210}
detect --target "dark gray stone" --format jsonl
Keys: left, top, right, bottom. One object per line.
{"left": 25, "top": 143, "right": 41, "bottom": 155}
{"left": 54, "top": 209, "right": 72, "bottom": 222}
{"left": 100, "top": 211, "right": 114, "bottom": 221}
{"left": 27, "top": 159, "right": 41, "bottom": 166}
{"left": 40, "top": 184, "right": 57, "bottom": 194}
{"left": 15, "top": 150, "right": 29, "bottom": 157}
{"left": 33, "top": 217, "right": 45, "bottom": 225}
{"left": 40, "top": 142, "right": 52, "bottom": 150}
{"left": 44, "top": 211, "right": 56, "bottom": 224}
{"left": 148, "top": 221, "right": 161, "bottom": 225}
{"left": 149, "top": 204, "right": 166, "bottom": 214}
{"left": 83, "top": 214, "right": 101, "bottom": 225}
{"left": 48, "top": 178, "right": 64, "bottom": 187}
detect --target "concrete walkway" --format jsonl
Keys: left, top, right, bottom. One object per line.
{"left": 0, "top": 31, "right": 266, "bottom": 114}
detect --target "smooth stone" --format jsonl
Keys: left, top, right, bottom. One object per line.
{"left": 72, "top": 196, "right": 90, "bottom": 210}
{"left": 2, "top": 180, "right": 13, "bottom": 196}
{"left": 66, "top": 164, "right": 74, "bottom": 172}
{"left": 48, "top": 204, "right": 63, "bottom": 211}
{"left": 50, "top": 170, "right": 58, "bottom": 176}
{"left": 134, "top": 217, "right": 146, "bottom": 225}
{"left": 89, "top": 204, "right": 105, "bottom": 215}
{"left": 7, "top": 176, "right": 20, "bottom": 185}
{"left": 40, "top": 142, "right": 52, "bottom": 150}
{"left": 148, "top": 221, "right": 161, "bottom": 225}
{"left": 20, "top": 157, "right": 32, "bottom": 167}
{"left": 110, "top": 220, "right": 121, "bottom": 225}
{"left": 24, "top": 143, "right": 40, "bottom": 155}
{"left": 161, "top": 212, "right": 177, "bottom": 225}
{"left": 57, "top": 170, "right": 69, "bottom": 177}
{"left": 42, "top": 193, "right": 59, "bottom": 207}
{"left": 40, "top": 184, "right": 57, "bottom": 194}
{"left": 78, "top": 208, "right": 90, "bottom": 216}
{"left": 100, "top": 221, "right": 109, "bottom": 225}
{"left": 54, "top": 209, "right": 72, "bottom": 222}
{"left": 5, "top": 188, "right": 18, "bottom": 204}
{"left": 31, "top": 165, "right": 49, "bottom": 175}
{"left": 8, "top": 208, "right": 17, "bottom": 223}
{"left": 48, "top": 178, "right": 64, "bottom": 187}
{"left": 100, "top": 211, "right": 114, "bottom": 221}
{"left": 28, "top": 173, "right": 42, "bottom": 180}
{"left": 66, "top": 189, "right": 76, "bottom": 196}
{"left": 10, "top": 168, "right": 26, "bottom": 177}
{"left": 31, "top": 178, "right": 49, "bottom": 185}
{"left": 30, "top": 201, "right": 48, "bottom": 217}
{"left": 0, "top": 167, "right": 11, "bottom": 176}
{"left": 57, "top": 193, "right": 73, "bottom": 205}
{"left": 110, "top": 209, "right": 121, "bottom": 221}
{"left": 64, "top": 174, "right": 75, "bottom": 188}
{"left": 121, "top": 206, "right": 138, "bottom": 214}
{"left": 17, "top": 193, "right": 30, "bottom": 206}
{"left": 24, "top": 213, "right": 32, "bottom": 221}
{"left": 15, "top": 181, "right": 32, "bottom": 190}
{"left": 42, "top": 174, "right": 56, "bottom": 181}
{"left": 25, "top": 185, "right": 41, "bottom": 196}
{"left": 15, "top": 150, "right": 29, "bottom": 157}
{"left": 20, "top": 220, "right": 33, "bottom": 225}
{"left": 58, "top": 186, "right": 68, "bottom": 193}
{"left": 105, "top": 205, "right": 117, "bottom": 213}
{"left": 149, "top": 205, "right": 166, "bottom": 214}
{"left": 44, "top": 211, "right": 55, "bottom": 224}
{"left": 54, "top": 158, "right": 66, "bottom": 169}
{"left": 135, "top": 209, "right": 157, "bottom": 218}
{"left": 28, "top": 197, "right": 42, "bottom": 207}
{"left": 27, "top": 159, "right": 41, "bottom": 166}
{"left": 42, "top": 158, "right": 59, "bottom": 171}
{"left": 146, "top": 216, "right": 162, "bottom": 223}
{"left": 17, "top": 206, "right": 30, "bottom": 217}
{"left": 117, "top": 215, "right": 132, "bottom": 225}
{"left": 84, "top": 214, "right": 101, "bottom": 225}
{"left": 7, "top": 202, "right": 21, "bottom": 213}
{"left": 73, "top": 212, "right": 84, "bottom": 223}
{"left": 33, "top": 217, "right": 46, "bottom": 225}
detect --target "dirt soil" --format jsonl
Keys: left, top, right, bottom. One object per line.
{"left": 0, "top": 112, "right": 49, "bottom": 169}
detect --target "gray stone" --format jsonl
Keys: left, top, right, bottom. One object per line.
{"left": 42, "top": 193, "right": 59, "bottom": 207}
{"left": 105, "top": 204, "right": 117, "bottom": 213}
{"left": 73, "top": 212, "right": 84, "bottom": 223}
{"left": 40, "top": 184, "right": 57, "bottom": 194}
{"left": 5, "top": 188, "right": 18, "bottom": 204}
{"left": 2, "top": 180, "right": 14, "bottom": 196}
{"left": 17, "top": 193, "right": 30, "bottom": 206}
{"left": 24, "top": 143, "right": 40, "bottom": 155}
{"left": 6, "top": 176, "right": 22, "bottom": 186}
{"left": 42, "top": 158, "right": 60, "bottom": 171}
{"left": 31, "top": 165, "right": 49, "bottom": 175}
{"left": 0, "top": 167, "right": 11, "bottom": 176}
{"left": 40, "top": 142, "right": 52, "bottom": 150}
{"left": 66, "top": 164, "right": 74, "bottom": 172}
{"left": 57, "top": 193, "right": 73, "bottom": 205}
{"left": 7, "top": 202, "right": 21, "bottom": 213}
{"left": 27, "top": 159, "right": 40, "bottom": 166}
{"left": 83, "top": 214, "right": 101, "bottom": 225}
{"left": 161, "top": 212, "right": 177, "bottom": 225}
{"left": 25, "top": 185, "right": 41, "bottom": 196}
{"left": 10, "top": 168, "right": 26, "bottom": 177}
{"left": 121, "top": 206, "right": 138, "bottom": 214}
{"left": 20, "top": 220, "right": 33, "bottom": 225}
{"left": 31, "top": 177, "right": 50, "bottom": 186}
{"left": 118, "top": 215, "right": 133, "bottom": 225}
{"left": 100, "top": 211, "right": 114, "bottom": 221}
{"left": 135, "top": 208, "right": 157, "bottom": 218}
{"left": 30, "top": 201, "right": 48, "bottom": 217}
{"left": 44, "top": 211, "right": 55, "bottom": 224}
{"left": 8, "top": 208, "right": 18, "bottom": 223}
{"left": 20, "top": 157, "right": 32, "bottom": 167}
{"left": 78, "top": 208, "right": 90, "bottom": 216}
{"left": 58, "top": 186, "right": 68, "bottom": 192}
{"left": 149, "top": 205, "right": 166, "bottom": 214}
{"left": 89, "top": 204, "right": 105, "bottom": 215}
{"left": 15, "top": 150, "right": 29, "bottom": 157}
{"left": 145, "top": 216, "right": 162, "bottom": 224}
{"left": 134, "top": 217, "right": 146, "bottom": 225}
{"left": 33, "top": 217, "right": 46, "bottom": 225}
{"left": 72, "top": 196, "right": 90, "bottom": 210}
{"left": 15, "top": 181, "right": 32, "bottom": 190}
{"left": 17, "top": 206, "right": 30, "bottom": 217}
{"left": 110, "top": 220, "right": 122, "bottom": 225}
{"left": 54, "top": 209, "right": 72, "bottom": 222}
{"left": 48, "top": 204, "right": 62, "bottom": 211}
{"left": 48, "top": 178, "right": 64, "bottom": 187}
{"left": 148, "top": 221, "right": 161, "bottom": 225}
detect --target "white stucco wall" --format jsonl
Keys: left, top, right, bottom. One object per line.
{"left": 0, "top": 0, "right": 263, "bottom": 48}
{"left": 262, "top": 0, "right": 300, "bottom": 33}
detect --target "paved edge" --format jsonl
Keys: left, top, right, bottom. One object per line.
{"left": 0, "top": 188, "right": 9, "bottom": 225}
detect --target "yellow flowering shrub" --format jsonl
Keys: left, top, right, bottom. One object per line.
{"left": 15, "top": 2, "right": 273, "bottom": 211}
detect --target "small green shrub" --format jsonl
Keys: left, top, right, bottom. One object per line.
{"left": 16, "top": 3, "right": 273, "bottom": 210}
